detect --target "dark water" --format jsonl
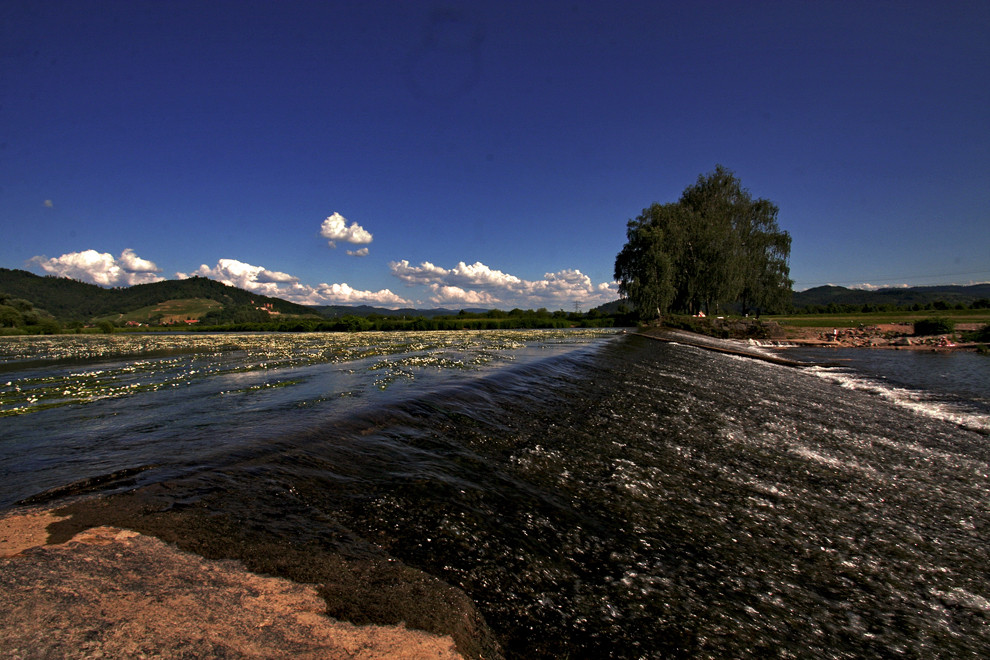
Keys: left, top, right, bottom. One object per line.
{"left": 3, "top": 331, "right": 989, "bottom": 658}
{"left": 778, "top": 345, "right": 990, "bottom": 431}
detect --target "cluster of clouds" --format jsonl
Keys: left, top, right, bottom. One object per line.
{"left": 180, "top": 258, "right": 408, "bottom": 306}
{"left": 30, "top": 249, "right": 616, "bottom": 310}
{"left": 29, "top": 249, "right": 166, "bottom": 286}
{"left": 27, "top": 212, "right": 617, "bottom": 310}
{"left": 389, "top": 260, "right": 617, "bottom": 308}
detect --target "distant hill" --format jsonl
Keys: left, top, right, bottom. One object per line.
{"left": 0, "top": 268, "right": 314, "bottom": 322}
{"left": 0, "top": 268, "right": 504, "bottom": 324}
{"left": 792, "top": 284, "right": 990, "bottom": 309}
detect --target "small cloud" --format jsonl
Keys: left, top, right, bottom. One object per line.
{"left": 119, "top": 248, "right": 162, "bottom": 274}
{"left": 43, "top": 200, "right": 54, "bottom": 208}
{"left": 346, "top": 247, "right": 370, "bottom": 257}
{"left": 320, "top": 212, "right": 373, "bottom": 248}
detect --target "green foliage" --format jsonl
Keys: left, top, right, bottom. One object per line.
{"left": 0, "top": 291, "right": 59, "bottom": 331}
{"left": 962, "top": 324, "right": 990, "bottom": 343}
{"left": 200, "top": 304, "right": 277, "bottom": 326}
{"left": 913, "top": 317, "right": 955, "bottom": 336}
{"left": 32, "top": 318, "right": 63, "bottom": 334}
{"left": 614, "top": 166, "right": 792, "bottom": 320}
{"left": 0, "top": 304, "right": 23, "bottom": 327}
{"left": 614, "top": 203, "right": 679, "bottom": 320}
{"left": 97, "top": 320, "right": 116, "bottom": 334}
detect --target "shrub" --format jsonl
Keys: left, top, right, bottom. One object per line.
{"left": 963, "top": 324, "right": 990, "bottom": 343}
{"left": 913, "top": 317, "right": 955, "bottom": 336}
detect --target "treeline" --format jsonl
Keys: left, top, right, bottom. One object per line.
{"left": 182, "top": 315, "right": 615, "bottom": 333}
{"left": 793, "top": 298, "right": 990, "bottom": 314}
{"left": 1, "top": 293, "right": 624, "bottom": 334}
{"left": 615, "top": 166, "right": 792, "bottom": 320}
{"left": 170, "top": 307, "right": 619, "bottom": 333}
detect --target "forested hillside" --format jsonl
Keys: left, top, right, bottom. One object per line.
{"left": 791, "top": 284, "right": 990, "bottom": 311}
{"left": 0, "top": 268, "right": 313, "bottom": 322}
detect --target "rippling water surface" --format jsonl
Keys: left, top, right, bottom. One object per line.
{"left": 2, "top": 330, "right": 988, "bottom": 658}
{"left": 0, "top": 330, "right": 614, "bottom": 506}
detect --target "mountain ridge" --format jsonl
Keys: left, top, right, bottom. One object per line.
{"left": 791, "top": 283, "right": 990, "bottom": 308}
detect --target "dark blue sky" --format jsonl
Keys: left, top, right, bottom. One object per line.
{"left": 3, "top": 1, "right": 988, "bottom": 308}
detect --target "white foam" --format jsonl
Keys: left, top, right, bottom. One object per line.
{"left": 791, "top": 444, "right": 881, "bottom": 479}
{"left": 807, "top": 366, "right": 990, "bottom": 434}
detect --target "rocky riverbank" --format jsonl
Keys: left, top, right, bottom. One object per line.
{"left": 0, "top": 505, "right": 470, "bottom": 659}
{"left": 655, "top": 317, "right": 986, "bottom": 351}
{"left": 781, "top": 322, "right": 986, "bottom": 350}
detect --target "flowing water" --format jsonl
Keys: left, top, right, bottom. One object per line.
{"left": 1, "top": 329, "right": 988, "bottom": 658}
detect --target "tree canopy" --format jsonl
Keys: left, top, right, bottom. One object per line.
{"left": 614, "top": 165, "right": 792, "bottom": 320}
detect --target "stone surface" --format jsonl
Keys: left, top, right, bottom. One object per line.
{"left": 0, "top": 510, "right": 463, "bottom": 659}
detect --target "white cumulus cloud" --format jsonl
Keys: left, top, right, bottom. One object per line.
{"left": 346, "top": 247, "right": 370, "bottom": 257}
{"left": 118, "top": 248, "right": 161, "bottom": 274}
{"left": 389, "top": 259, "right": 618, "bottom": 309}
{"left": 429, "top": 284, "right": 500, "bottom": 306}
{"left": 182, "top": 258, "right": 410, "bottom": 308}
{"left": 389, "top": 260, "right": 450, "bottom": 285}
{"left": 30, "top": 249, "right": 164, "bottom": 286}
{"left": 182, "top": 259, "right": 298, "bottom": 297}
{"left": 312, "top": 282, "right": 409, "bottom": 306}
{"left": 320, "top": 213, "right": 373, "bottom": 248}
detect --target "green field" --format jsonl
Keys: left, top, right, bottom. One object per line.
{"left": 94, "top": 298, "right": 223, "bottom": 325}
{"left": 769, "top": 308, "right": 990, "bottom": 328}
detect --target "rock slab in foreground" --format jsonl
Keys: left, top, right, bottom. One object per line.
{"left": 0, "top": 511, "right": 462, "bottom": 659}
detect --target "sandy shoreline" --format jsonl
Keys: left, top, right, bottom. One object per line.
{"left": 0, "top": 505, "right": 471, "bottom": 659}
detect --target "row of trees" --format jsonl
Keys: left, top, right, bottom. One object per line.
{"left": 614, "top": 166, "right": 792, "bottom": 320}
{"left": 795, "top": 299, "right": 990, "bottom": 315}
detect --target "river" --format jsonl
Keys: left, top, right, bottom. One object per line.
{"left": 1, "top": 329, "right": 988, "bottom": 658}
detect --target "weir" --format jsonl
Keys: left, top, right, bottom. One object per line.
{"left": 633, "top": 328, "right": 818, "bottom": 367}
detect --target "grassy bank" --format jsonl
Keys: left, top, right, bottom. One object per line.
{"left": 769, "top": 308, "right": 990, "bottom": 328}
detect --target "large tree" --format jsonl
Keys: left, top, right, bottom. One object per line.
{"left": 614, "top": 203, "right": 681, "bottom": 319}
{"left": 614, "top": 165, "right": 792, "bottom": 320}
